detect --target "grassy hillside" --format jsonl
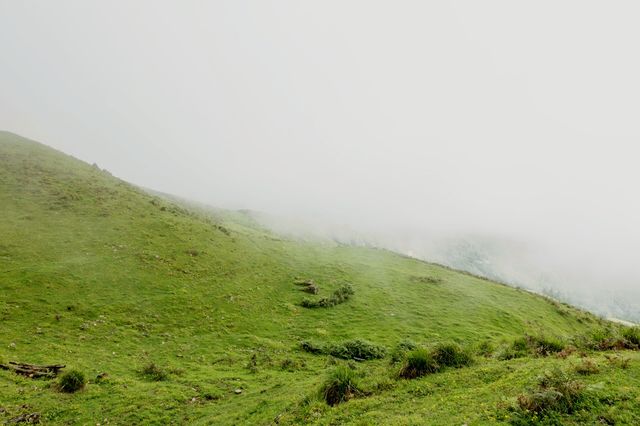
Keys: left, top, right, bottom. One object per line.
{"left": 1, "top": 131, "right": 639, "bottom": 425}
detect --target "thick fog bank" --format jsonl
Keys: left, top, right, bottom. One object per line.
{"left": 252, "top": 212, "right": 640, "bottom": 323}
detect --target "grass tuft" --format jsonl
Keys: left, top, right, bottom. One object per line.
{"left": 57, "top": 370, "right": 86, "bottom": 393}
{"left": 140, "top": 363, "right": 168, "bottom": 381}
{"left": 432, "top": 343, "right": 473, "bottom": 368}
{"left": 399, "top": 348, "right": 440, "bottom": 379}
{"left": 321, "top": 365, "right": 361, "bottom": 406}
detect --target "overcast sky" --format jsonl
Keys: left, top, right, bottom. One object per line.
{"left": 1, "top": 2, "right": 639, "bottom": 310}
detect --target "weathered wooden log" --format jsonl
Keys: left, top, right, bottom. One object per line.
{"left": 0, "top": 362, "right": 65, "bottom": 379}
{"left": 9, "top": 361, "right": 65, "bottom": 370}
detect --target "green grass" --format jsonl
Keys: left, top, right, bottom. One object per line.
{"left": 1, "top": 131, "right": 639, "bottom": 424}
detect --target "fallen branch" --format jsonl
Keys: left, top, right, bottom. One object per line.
{"left": 0, "top": 362, "right": 65, "bottom": 379}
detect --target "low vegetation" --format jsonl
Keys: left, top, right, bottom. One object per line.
{"left": 301, "top": 339, "right": 386, "bottom": 361}
{"left": 574, "top": 357, "right": 599, "bottom": 375}
{"left": 432, "top": 343, "right": 474, "bottom": 367}
{"left": 321, "top": 365, "right": 361, "bottom": 406}
{"left": 57, "top": 370, "right": 86, "bottom": 393}
{"left": 510, "top": 368, "right": 586, "bottom": 422}
{"left": 399, "top": 348, "right": 440, "bottom": 379}
{"left": 496, "top": 334, "right": 565, "bottom": 360}
{"left": 139, "top": 363, "right": 168, "bottom": 381}
{"left": 300, "top": 283, "right": 354, "bottom": 308}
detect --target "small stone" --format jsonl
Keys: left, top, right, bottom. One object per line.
{"left": 234, "top": 388, "right": 242, "bottom": 394}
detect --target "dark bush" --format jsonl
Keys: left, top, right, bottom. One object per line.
{"left": 327, "top": 339, "right": 386, "bottom": 361}
{"left": 58, "top": 370, "right": 86, "bottom": 393}
{"left": 432, "top": 343, "right": 473, "bottom": 368}
{"left": 140, "top": 362, "right": 168, "bottom": 381}
{"left": 321, "top": 365, "right": 361, "bottom": 406}
{"left": 399, "top": 348, "right": 440, "bottom": 379}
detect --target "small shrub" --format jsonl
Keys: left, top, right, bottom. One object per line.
{"left": 399, "top": 349, "right": 440, "bottom": 379}
{"left": 58, "top": 370, "right": 86, "bottom": 393}
{"left": 432, "top": 343, "right": 473, "bottom": 368}
{"left": 515, "top": 368, "right": 585, "bottom": 416}
{"left": 140, "top": 363, "right": 168, "bottom": 381}
{"left": 574, "top": 358, "right": 599, "bottom": 375}
{"left": 327, "top": 339, "right": 386, "bottom": 361}
{"left": 321, "top": 365, "right": 361, "bottom": 406}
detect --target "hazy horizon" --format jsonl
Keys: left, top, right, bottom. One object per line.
{"left": 2, "top": 2, "right": 639, "bottom": 319}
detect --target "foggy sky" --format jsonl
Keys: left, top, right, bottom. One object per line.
{"left": 1, "top": 2, "right": 639, "bottom": 314}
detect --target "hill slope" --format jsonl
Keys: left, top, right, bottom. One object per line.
{"left": 1, "top": 131, "right": 639, "bottom": 425}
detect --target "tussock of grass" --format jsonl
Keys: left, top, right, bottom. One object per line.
{"left": 526, "top": 335, "right": 566, "bottom": 356}
{"left": 399, "top": 348, "right": 440, "bottom": 379}
{"left": 139, "top": 363, "right": 168, "bottom": 381}
{"left": 512, "top": 368, "right": 585, "bottom": 418}
{"left": 321, "top": 365, "right": 361, "bottom": 406}
{"left": 57, "top": 370, "right": 86, "bottom": 393}
{"left": 432, "top": 343, "right": 473, "bottom": 368}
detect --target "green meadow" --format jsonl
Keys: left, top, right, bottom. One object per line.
{"left": 1, "top": 131, "right": 639, "bottom": 425}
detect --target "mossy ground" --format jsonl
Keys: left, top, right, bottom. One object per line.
{"left": 1, "top": 131, "right": 638, "bottom": 424}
